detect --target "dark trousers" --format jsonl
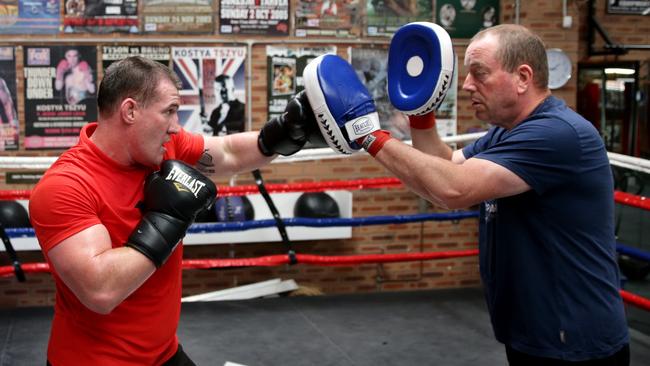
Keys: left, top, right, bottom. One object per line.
{"left": 506, "top": 344, "right": 630, "bottom": 366}
{"left": 47, "top": 344, "right": 196, "bottom": 366}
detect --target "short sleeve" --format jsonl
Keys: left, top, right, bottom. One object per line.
{"left": 472, "top": 119, "right": 581, "bottom": 194}
{"left": 462, "top": 127, "right": 500, "bottom": 159}
{"left": 29, "top": 173, "right": 101, "bottom": 254}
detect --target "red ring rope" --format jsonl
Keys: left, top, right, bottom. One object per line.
{"left": 2, "top": 251, "right": 649, "bottom": 312}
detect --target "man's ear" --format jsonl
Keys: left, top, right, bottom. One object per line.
{"left": 516, "top": 64, "right": 534, "bottom": 94}
{"left": 120, "top": 98, "right": 137, "bottom": 125}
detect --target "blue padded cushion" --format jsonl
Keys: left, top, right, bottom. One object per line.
{"left": 387, "top": 24, "right": 443, "bottom": 112}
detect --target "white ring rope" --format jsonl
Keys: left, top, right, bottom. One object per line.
{"left": 608, "top": 152, "right": 650, "bottom": 175}
{"left": 2, "top": 132, "right": 649, "bottom": 175}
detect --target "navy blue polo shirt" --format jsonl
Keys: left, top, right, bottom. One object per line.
{"left": 462, "top": 96, "right": 629, "bottom": 361}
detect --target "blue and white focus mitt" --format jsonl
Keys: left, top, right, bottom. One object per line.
{"left": 303, "top": 54, "right": 381, "bottom": 154}
{"left": 387, "top": 22, "right": 454, "bottom": 122}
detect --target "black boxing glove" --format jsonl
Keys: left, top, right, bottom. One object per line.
{"left": 126, "top": 160, "right": 217, "bottom": 267}
{"left": 258, "top": 91, "right": 326, "bottom": 156}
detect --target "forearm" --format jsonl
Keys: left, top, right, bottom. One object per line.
{"left": 373, "top": 139, "right": 471, "bottom": 209}
{"left": 410, "top": 128, "right": 453, "bottom": 160}
{"left": 201, "top": 132, "right": 275, "bottom": 177}
{"left": 50, "top": 231, "right": 156, "bottom": 315}
{"left": 81, "top": 247, "right": 156, "bottom": 313}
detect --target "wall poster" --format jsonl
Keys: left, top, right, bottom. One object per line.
{"left": 23, "top": 46, "right": 98, "bottom": 150}
{"left": 0, "top": 47, "right": 19, "bottom": 151}
{"left": 172, "top": 46, "right": 247, "bottom": 136}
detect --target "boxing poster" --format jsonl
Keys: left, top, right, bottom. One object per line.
{"left": 172, "top": 46, "right": 246, "bottom": 136}
{"left": 141, "top": 0, "right": 213, "bottom": 34}
{"left": 23, "top": 46, "right": 98, "bottom": 150}
{"left": 294, "top": 0, "right": 361, "bottom": 38}
{"left": 63, "top": 0, "right": 138, "bottom": 33}
{"left": 366, "top": 0, "right": 432, "bottom": 37}
{"left": 351, "top": 47, "right": 458, "bottom": 141}
{"left": 265, "top": 46, "right": 335, "bottom": 121}
{"left": 102, "top": 45, "right": 171, "bottom": 69}
{"left": 0, "top": 47, "right": 18, "bottom": 151}
{"left": 350, "top": 47, "right": 409, "bottom": 140}
{"left": 436, "top": 0, "right": 499, "bottom": 39}
{"left": 0, "top": 0, "right": 60, "bottom": 34}
{"left": 218, "top": 0, "right": 289, "bottom": 35}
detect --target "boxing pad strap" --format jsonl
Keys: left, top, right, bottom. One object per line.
{"left": 359, "top": 130, "right": 392, "bottom": 157}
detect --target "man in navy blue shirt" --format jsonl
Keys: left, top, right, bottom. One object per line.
{"left": 365, "top": 24, "right": 629, "bottom": 365}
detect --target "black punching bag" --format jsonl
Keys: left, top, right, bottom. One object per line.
{"left": 0, "top": 201, "right": 31, "bottom": 228}
{"left": 215, "top": 196, "right": 255, "bottom": 222}
{"left": 293, "top": 192, "right": 340, "bottom": 219}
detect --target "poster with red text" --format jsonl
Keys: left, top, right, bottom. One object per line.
{"left": 23, "top": 46, "right": 98, "bottom": 150}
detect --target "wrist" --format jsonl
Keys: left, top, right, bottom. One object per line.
{"left": 409, "top": 113, "right": 436, "bottom": 130}
{"left": 358, "top": 130, "right": 392, "bottom": 157}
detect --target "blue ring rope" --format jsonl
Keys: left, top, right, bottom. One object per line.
{"left": 5, "top": 211, "right": 480, "bottom": 237}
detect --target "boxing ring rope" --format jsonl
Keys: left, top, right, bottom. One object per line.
{"left": 2, "top": 175, "right": 650, "bottom": 312}
{"left": 1, "top": 134, "right": 650, "bottom": 310}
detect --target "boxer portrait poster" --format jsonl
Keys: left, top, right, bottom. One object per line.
{"left": 63, "top": 0, "right": 138, "bottom": 33}
{"left": 0, "top": 0, "right": 60, "bottom": 34}
{"left": 271, "top": 58, "right": 296, "bottom": 96}
{"left": 23, "top": 45, "right": 98, "bottom": 150}
{"left": 265, "top": 45, "right": 335, "bottom": 121}
{"left": 0, "top": 46, "right": 19, "bottom": 151}
{"left": 172, "top": 46, "right": 246, "bottom": 136}
{"left": 294, "top": 0, "right": 361, "bottom": 38}
{"left": 366, "top": 0, "right": 432, "bottom": 37}
{"left": 141, "top": 0, "right": 213, "bottom": 34}
{"left": 102, "top": 45, "right": 170, "bottom": 69}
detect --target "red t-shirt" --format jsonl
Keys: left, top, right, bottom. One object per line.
{"left": 29, "top": 123, "right": 204, "bottom": 365}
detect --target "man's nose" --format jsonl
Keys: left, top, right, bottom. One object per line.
{"left": 462, "top": 74, "right": 475, "bottom": 92}
{"left": 168, "top": 117, "right": 181, "bottom": 134}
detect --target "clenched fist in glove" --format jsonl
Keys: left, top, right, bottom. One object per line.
{"left": 257, "top": 91, "right": 326, "bottom": 156}
{"left": 127, "top": 160, "right": 217, "bottom": 267}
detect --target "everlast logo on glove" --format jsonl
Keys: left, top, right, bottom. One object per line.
{"left": 165, "top": 165, "right": 208, "bottom": 198}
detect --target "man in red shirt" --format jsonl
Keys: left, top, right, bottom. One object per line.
{"left": 30, "top": 56, "right": 320, "bottom": 365}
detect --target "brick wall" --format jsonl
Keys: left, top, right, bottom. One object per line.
{"left": 3, "top": 0, "right": 645, "bottom": 308}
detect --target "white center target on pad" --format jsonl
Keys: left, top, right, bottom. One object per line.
{"left": 406, "top": 56, "right": 424, "bottom": 77}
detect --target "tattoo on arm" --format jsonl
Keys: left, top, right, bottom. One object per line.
{"left": 197, "top": 150, "right": 216, "bottom": 175}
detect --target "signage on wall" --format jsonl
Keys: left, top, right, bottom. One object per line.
{"left": 295, "top": 0, "right": 361, "bottom": 38}
{"left": 141, "top": 0, "right": 214, "bottom": 34}
{"left": 0, "top": 0, "right": 60, "bottom": 34}
{"left": 436, "top": 0, "right": 499, "bottom": 39}
{"left": 219, "top": 0, "right": 289, "bottom": 35}
{"left": 63, "top": 0, "right": 139, "bottom": 33}
{"left": 23, "top": 45, "right": 98, "bottom": 150}
{"left": 265, "top": 46, "right": 335, "bottom": 122}
{"left": 0, "top": 46, "right": 19, "bottom": 151}
{"left": 102, "top": 45, "right": 171, "bottom": 69}
{"left": 366, "top": 0, "right": 432, "bottom": 37}
{"left": 172, "top": 46, "right": 247, "bottom": 136}
{"left": 607, "top": 0, "right": 650, "bottom": 14}
{"left": 6, "top": 172, "right": 45, "bottom": 185}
